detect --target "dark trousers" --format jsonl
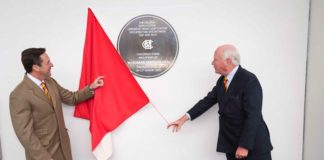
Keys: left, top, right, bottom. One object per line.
{"left": 226, "top": 152, "right": 271, "bottom": 160}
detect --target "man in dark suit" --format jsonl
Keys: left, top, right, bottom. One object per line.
{"left": 10, "top": 48, "right": 104, "bottom": 160}
{"left": 168, "top": 44, "right": 273, "bottom": 160}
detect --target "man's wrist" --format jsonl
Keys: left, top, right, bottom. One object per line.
{"left": 185, "top": 113, "right": 191, "bottom": 121}
{"left": 89, "top": 84, "right": 94, "bottom": 90}
{"left": 88, "top": 85, "right": 95, "bottom": 94}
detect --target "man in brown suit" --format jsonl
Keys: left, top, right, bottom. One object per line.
{"left": 10, "top": 48, "right": 104, "bottom": 160}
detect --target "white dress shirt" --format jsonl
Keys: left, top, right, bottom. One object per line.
{"left": 26, "top": 73, "right": 45, "bottom": 90}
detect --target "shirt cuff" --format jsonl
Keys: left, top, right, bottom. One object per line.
{"left": 185, "top": 113, "right": 191, "bottom": 120}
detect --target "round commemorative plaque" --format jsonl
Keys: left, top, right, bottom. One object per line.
{"left": 117, "top": 15, "right": 179, "bottom": 78}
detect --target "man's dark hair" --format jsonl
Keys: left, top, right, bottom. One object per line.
{"left": 21, "top": 48, "right": 46, "bottom": 73}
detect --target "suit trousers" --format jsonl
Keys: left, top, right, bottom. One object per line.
{"left": 226, "top": 152, "right": 271, "bottom": 160}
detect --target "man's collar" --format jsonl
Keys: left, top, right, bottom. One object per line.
{"left": 26, "top": 73, "right": 44, "bottom": 87}
{"left": 226, "top": 65, "right": 239, "bottom": 84}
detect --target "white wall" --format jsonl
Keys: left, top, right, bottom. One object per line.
{"left": 304, "top": 0, "right": 324, "bottom": 159}
{"left": 0, "top": 0, "right": 309, "bottom": 160}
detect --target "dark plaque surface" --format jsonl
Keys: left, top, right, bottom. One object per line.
{"left": 117, "top": 15, "right": 179, "bottom": 78}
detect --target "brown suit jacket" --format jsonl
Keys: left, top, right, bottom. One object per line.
{"left": 9, "top": 75, "right": 94, "bottom": 160}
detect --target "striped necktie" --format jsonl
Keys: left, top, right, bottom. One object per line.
{"left": 41, "top": 82, "right": 51, "bottom": 100}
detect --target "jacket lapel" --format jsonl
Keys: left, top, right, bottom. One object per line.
{"left": 23, "top": 75, "right": 53, "bottom": 106}
{"left": 222, "top": 66, "right": 243, "bottom": 103}
{"left": 226, "top": 66, "right": 242, "bottom": 94}
{"left": 45, "top": 79, "right": 58, "bottom": 109}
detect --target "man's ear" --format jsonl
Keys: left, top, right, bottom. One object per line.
{"left": 225, "top": 58, "right": 232, "bottom": 65}
{"left": 32, "top": 64, "right": 40, "bottom": 72}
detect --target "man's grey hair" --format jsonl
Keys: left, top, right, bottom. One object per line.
{"left": 222, "top": 48, "right": 240, "bottom": 65}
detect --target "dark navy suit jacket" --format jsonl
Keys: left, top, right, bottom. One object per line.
{"left": 188, "top": 66, "right": 273, "bottom": 154}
